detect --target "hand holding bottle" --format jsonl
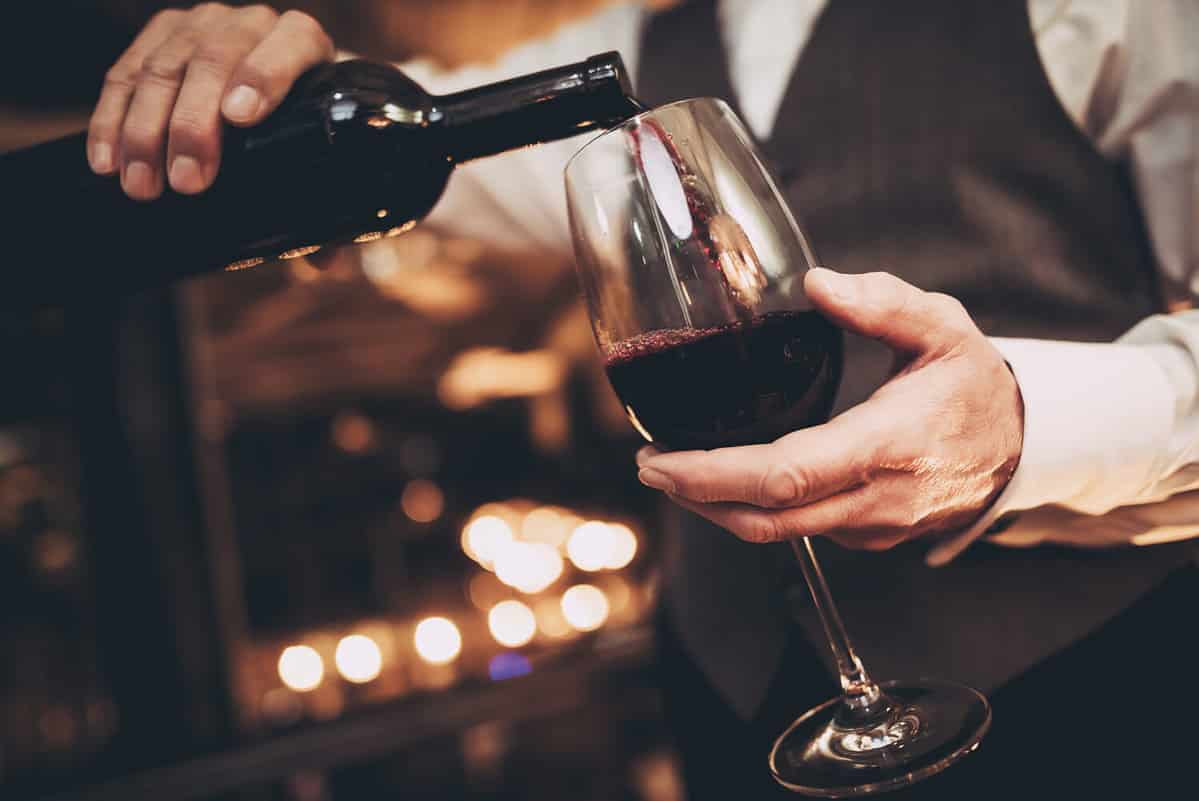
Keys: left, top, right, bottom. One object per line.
{"left": 87, "top": 4, "right": 335, "bottom": 200}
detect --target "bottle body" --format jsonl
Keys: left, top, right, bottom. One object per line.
{"left": 1, "top": 54, "right": 636, "bottom": 308}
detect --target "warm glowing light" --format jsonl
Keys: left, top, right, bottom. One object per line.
{"left": 533, "top": 597, "right": 572, "bottom": 639}
{"left": 495, "top": 541, "right": 564, "bottom": 594}
{"left": 414, "top": 617, "right": 462, "bottom": 665}
{"left": 438, "top": 348, "right": 566, "bottom": 410}
{"left": 566, "top": 522, "right": 615, "bottom": 572}
{"left": 331, "top": 411, "right": 376, "bottom": 454}
{"left": 561, "top": 584, "right": 610, "bottom": 632}
{"left": 384, "top": 222, "right": 416, "bottom": 238}
{"left": 334, "top": 635, "right": 383, "bottom": 684}
{"left": 521, "top": 507, "right": 559, "bottom": 543}
{"left": 225, "top": 256, "right": 265, "bottom": 272}
{"left": 278, "top": 645, "right": 324, "bottom": 692}
{"left": 401, "top": 480, "right": 444, "bottom": 523}
{"left": 463, "top": 515, "right": 514, "bottom": 569}
{"left": 279, "top": 244, "right": 322, "bottom": 260}
{"left": 604, "top": 524, "right": 638, "bottom": 569}
{"left": 353, "top": 231, "right": 384, "bottom": 244}
{"left": 521, "top": 507, "right": 574, "bottom": 549}
{"left": 376, "top": 208, "right": 389, "bottom": 219}
{"left": 488, "top": 600, "right": 536, "bottom": 648}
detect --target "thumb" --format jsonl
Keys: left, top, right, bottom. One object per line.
{"left": 803, "top": 268, "right": 972, "bottom": 355}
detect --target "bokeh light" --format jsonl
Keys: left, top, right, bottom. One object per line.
{"left": 462, "top": 515, "right": 515, "bottom": 569}
{"left": 604, "top": 523, "right": 638, "bottom": 569}
{"left": 334, "top": 634, "right": 383, "bottom": 684}
{"left": 566, "top": 521, "right": 615, "bottom": 572}
{"left": 487, "top": 600, "right": 537, "bottom": 648}
{"left": 561, "top": 584, "right": 610, "bottom": 632}
{"left": 401, "top": 480, "right": 444, "bottom": 523}
{"left": 414, "top": 617, "right": 462, "bottom": 665}
{"left": 488, "top": 652, "right": 533, "bottom": 681}
{"left": 521, "top": 507, "right": 574, "bottom": 549}
{"left": 278, "top": 645, "right": 324, "bottom": 692}
{"left": 331, "top": 410, "right": 376, "bottom": 454}
{"left": 495, "top": 541, "right": 564, "bottom": 594}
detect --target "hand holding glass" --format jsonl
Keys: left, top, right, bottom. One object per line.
{"left": 565, "top": 98, "right": 990, "bottom": 797}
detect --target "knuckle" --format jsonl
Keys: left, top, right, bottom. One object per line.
{"left": 150, "top": 8, "right": 185, "bottom": 27}
{"left": 103, "top": 66, "right": 138, "bottom": 91}
{"left": 191, "top": 40, "right": 241, "bottom": 74}
{"left": 120, "top": 120, "right": 164, "bottom": 157}
{"left": 281, "top": 9, "right": 323, "bottom": 34}
{"left": 86, "top": 118, "right": 109, "bottom": 140}
{"left": 191, "top": 2, "right": 229, "bottom": 18}
{"left": 232, "top": 59, "right": 271, "bottom": 91}
{"left": 758, "top": 462, "right": 807, "bottom": 507}
{"left": 168, "top": 112, "right": 217, "bottom": 153}
{"left": 676, "top": 476, "right": 713, "bottom": 505}
{"left": 240, "top": 4, "right": 279, "bottom": 26}
{"left": 141, "top": 52, "right": 190, "bottom": 86}
{"left": 929, "top": 292, "right": 968, "bottom": 321}
{"left": 743, "top": 515, "right": 784, "bottom": 544}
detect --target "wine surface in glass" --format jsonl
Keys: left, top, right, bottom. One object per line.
{"left": 603, "top": 310, "right": 843, "bottom": 450}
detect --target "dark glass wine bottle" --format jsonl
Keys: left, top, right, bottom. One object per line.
{"left": 0, "top": 52, "right": 638, "bottom": 309}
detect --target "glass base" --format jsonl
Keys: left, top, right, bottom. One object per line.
{"left": 768, "top": 679, "right": 991, "bottom": 797}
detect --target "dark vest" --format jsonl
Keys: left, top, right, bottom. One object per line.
{"left": 637, "top": 0, "right": 1195, "bottom": 719}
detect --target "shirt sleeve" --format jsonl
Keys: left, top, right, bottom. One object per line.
{"left": 927, "top": 315, "right": 1199, "bottom": 565}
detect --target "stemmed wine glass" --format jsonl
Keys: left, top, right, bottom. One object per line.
{"left": 565, "top": 98, "right": 990, "bottom": 797}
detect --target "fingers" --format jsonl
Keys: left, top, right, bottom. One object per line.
{"left": 119, "top": 5, "right": 227, "bottom": 199}
{"left": 636, "top": 405, "right": 880, "bottom": 508}
{"left": 167, "top": 7, "right": 277, "bottom": 194}
{"left": 88, "top": 4, "right": 335, "bottom": 200}
{"left": 804, "top": 268, "right": 976, "bottom": 357}
{"left": 87, "top": 8, "right": 184, "bottom": 176}
{"left": 671, "top": 484, "right": 896, "bottom": 546}
{"left": 222, "top": 10, "right": 335, "bottom": 126}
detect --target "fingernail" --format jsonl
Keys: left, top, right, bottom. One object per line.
{"left": 635, "top": 447, "right": 657, "bottom": 467}
{"left": 638, "top": 468, "right": 675, "bottom": 493}
{"left": 122, "top": 160, "right": 157, "bottom": 199}
{"left": 90, "top": 142, "right": 113, "bottom": 173}
{"left": 812, "top": 267, "right": 855, "bottom": 302}
{"left": 223, "top": 85, "right": 262, "bottom": 122}
{"left": 169, "top": 155, "right": 204, "bottom": 194}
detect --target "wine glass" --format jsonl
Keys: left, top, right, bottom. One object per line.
{"left": 564, "top": 98, "right": 990, "bottom": 797}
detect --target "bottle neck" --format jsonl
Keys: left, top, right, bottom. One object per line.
{"left": 435, "top": 52, "right": 640, "bottom": 164}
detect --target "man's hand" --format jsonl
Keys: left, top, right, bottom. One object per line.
{"left": 88, "top": 3, "right": 334, "bottom": 201}
{"left": 635, "top": 268, "right": 1025, "bottom": 551}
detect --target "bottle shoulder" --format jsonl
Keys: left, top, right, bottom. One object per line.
{"left": 305, "top": 59, "right": 436, "bottom": 127}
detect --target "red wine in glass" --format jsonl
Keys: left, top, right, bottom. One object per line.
{"left": 604, "top": 310, "right": 843, "bottom": 450}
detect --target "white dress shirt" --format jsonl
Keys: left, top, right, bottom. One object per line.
{"left": 404, "top": 0, "right": 1199, "bottom": 564}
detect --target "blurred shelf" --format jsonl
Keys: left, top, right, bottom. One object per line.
{"left": 36, "top": 624, "right": 654, "bottom": 801}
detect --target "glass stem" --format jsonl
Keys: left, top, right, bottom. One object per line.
{"left": 789, "top": 537, "right": 881, "bottom": 710}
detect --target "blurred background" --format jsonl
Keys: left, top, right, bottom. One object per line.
{"left": 0, "top": 2, "right": 685, "bottom": 800}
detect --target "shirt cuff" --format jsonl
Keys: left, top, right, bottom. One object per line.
{"left": 925, "top": 336, "right": 1178, "bottom": 566}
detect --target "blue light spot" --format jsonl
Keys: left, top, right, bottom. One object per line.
{"left": 488, "top": 652, "right": 532, "bottom": 681}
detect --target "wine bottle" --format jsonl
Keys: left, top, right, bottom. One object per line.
{"left": 0, "top": 53, "right": 638, "bottom": 309}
